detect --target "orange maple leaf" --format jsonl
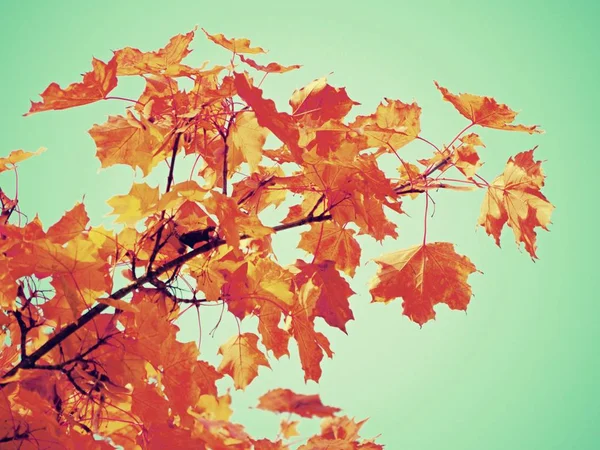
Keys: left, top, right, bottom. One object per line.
{"left": 370, "top": 242, "right": 478, "bottom": 326}
{"left": 435, "top": 82, "right": 542, "bottom": 133}
{"left": 257, "top": 388, "right": 340, "bottom": 418}
{"left": 299, "top": 416, "right": 383, "bottom": 450}
{"left": 218, "top": 333, "right": 270, "bottom": 390}
{"left": 478, "top": 148, "right": 554, "bottom": 258}
{"left": 295, "top": 260, "right": 355, "bottom": 333}
{"left": 226, "top": 111, "right": 270, "bottom": 174}
{"left": 290, "top": 278, "right": 334, "bottom": 381}
{"left": 298, "top": 222, "right": 361, "bottom": 277}
{"left": 46, "top": 202, "right": 89, "bottom": 244}
{"left": 26, "top": 57, "right": 118, "bottom": 115}
{"left": 88, "top": 111, "right": 170, "bottom": 176}
{"left": 290, "top": 77, "right": 359, "bottom": 126}
{"left": 107, "top": 182, "right": 159, "bottom": 225}
{"left": 280, "top": 419, "right": 300, "bottom": 439}
{"left": 350, "top": 98, "right": 421, "bottom": 151}
{"left": 233, "top": 72, "right": 303, "bottom": 162}
{"left": 0, "top": 148, "right": 46, "bottom": 173}
{"left": 113, "top": 29, "right": 196, "bottom": 76}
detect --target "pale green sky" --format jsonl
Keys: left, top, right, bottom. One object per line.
{"left": 1, "top": 1, "right": 598, "bottom": 448}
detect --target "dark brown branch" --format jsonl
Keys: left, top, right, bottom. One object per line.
{"left": 147, "top": 133, "right": 182, "bottom": 272}
{"left": 11, "top": 311, "right": 29, "bottom": 362}
{"left": 0, "top": 211, "right": 332, "bottom": 383}
{"left": 0, "top": 428, "right": 31, "bottom": 443}
{"left": 237, "top": 176, "right": 274, "bottom": 206}
{"left": 307, "top": 195, "right": 325, "bottom": 218}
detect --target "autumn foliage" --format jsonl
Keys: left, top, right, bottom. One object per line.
{"left": 0, "top": 27, "right": 553, "bottom": 449}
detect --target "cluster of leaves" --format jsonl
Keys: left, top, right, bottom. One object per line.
{"left": 0, "top": 27, "right": 553, "bottom": 449}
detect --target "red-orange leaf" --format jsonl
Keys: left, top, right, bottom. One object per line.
{"left": 290, "top": 278, "right": 334, "bottom": 381}
{"left": 478, "top": 148, "right": 553, "bottom": 258}
{"left": 233, "top": 72, "right": 302, "bottom": 162}
{"left": 435, "top": 82, "right": 542, "bottom": 134}
{"left": 295, "top": 260, "right": 355, "bottom": 333}
{"left": 114, "top": 29, "right": 196, "bottom": 76}
{"left": 453, "top": 144, "right": 482, "bottom": 178}
{"left": 257, "top": 388, "right": 340, "bottom": 418}
{"left": 26, "top": 57, "right": 118, "bottom": 115}
{"left": 300, "top": 416, "right": 383, "bottom": 450}
{"left": 370, "top": 242, "right": 478, "bottom": 326}
{"left": 47, "top": 202, "right": 89, "bottom": 244}
{"left": 350, "top": 98, "right": 421, "bottom": 151}
{"left": 290, "top": 77, "right": 359, "bottom": 126}
{"left": 298, "top": 222, "right": 361, "bottom": 277}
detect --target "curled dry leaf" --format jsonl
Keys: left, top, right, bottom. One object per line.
{"left": 257, "top": 388, "right": 341, "bottom": 418}
{"left": 435, "top": 81, "right": 542, "bottom": 134}
{"left": 0, "top": 148, "right": 46, "bottom": 173}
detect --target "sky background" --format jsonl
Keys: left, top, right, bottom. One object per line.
{"left": 1, "top": 1, "right": 598, "bottom": 448}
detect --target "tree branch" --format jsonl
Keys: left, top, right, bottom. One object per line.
{"left": 0, "top": 211, "right": 332, "bottom": 383}
{"left": 147, "top": 132, "right": 182, "bottom": 272}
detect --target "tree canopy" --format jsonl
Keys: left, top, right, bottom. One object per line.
{"left": 0, "top": 27, "right": 552, "bottom": 449}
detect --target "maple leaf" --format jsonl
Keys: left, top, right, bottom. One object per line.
{"left": 26, "top": 57, "right": 118, "bottom": 115}
{"left": 226, "top": 111, "right": 270, "bottom": 173}
{"left": 157, "top": 181, "right": 208, "bottom": 212}
{"left": 435, "top": 82, "right": 542, "bottom": 133}
{"left": 290, "top": 278, "right": 334, "bottom": 381}
{"left": 295, "top": 260, "right": 356, "bottom": 333}
{"left": 370, "top": 242, "right": 478, "bottom": 326}
{"left": 299, "top": 416, "right": 383, "bottom": 450}
{"left": 0, "top": 148, "right": 46, "bottom": 173}
{"left": 113, "top": 29, "right": 196, "bottom": 76}
{"left": 257, "top": 300, "right": 291, "bottom": 359}
{"left": 192, "top": 393, "right": 234, "bottom": 421}
{"left": 233, "top": 72, "right": 303, "bottom": 162}
{"left": 298, "top": 222, "right": 361, "bottom": 277}
{"left": 107, "top": 182, "right": 159, "bottom": 225}
{"left": 290, "top": 77, "right": 359, "bottom": 126}
{"left": 451, "top": 132, "right": 486, "bottom": 178}
{"left": 203, "top": 28, "right": 267, "bottom": 54}
{"left": 131, "top": 383, "right": 170, "bottom": 427}
{"left": 218, "top": 333, "right": 270, "bottom": 390}
{"left": 205, "top": 191, "right": 272, "bottom": 253}
{"left": 280, "top": 419, "right": 300, "bottom": 439}
{"left": 303, "top": 156, "right": 399, "bottom": 240}
{"left": 478, "top": 148, "right": 554, "bottom": 258}
{"left": 257, "top": 388, "right": 341, "bottom": 418}
{"left": 46, "top": 202, "right": 89, "bottom": 244}
{"left": 232, "top": 168, "right": 288, "bottom": 215}
{"left": 224, "top": 258, "right": 294, "bottom": 320}
{"left": 253, "top": 438, "right": 290, "bottom": 450}
{"left": 89, "top": 111, "right": 170, "bottom": 176}
{"left": 350, "top": 98, "right": 421, "bottom": 151}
